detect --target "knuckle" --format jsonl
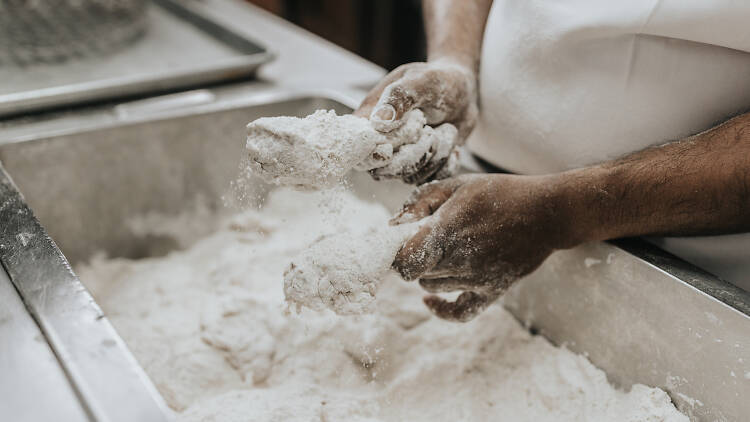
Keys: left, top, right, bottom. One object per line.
{"left": 385, "top": 84, "right": 413, "bottom": 105}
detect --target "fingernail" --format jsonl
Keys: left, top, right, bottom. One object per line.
{"left": 389, "top": 211, "right": 417, "bottom": 226}
{"left": 371, "top": 104, "right": 396, "bottom": 122}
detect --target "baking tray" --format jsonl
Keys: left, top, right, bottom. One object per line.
{"left": 0, "top": 0, "right": 274, "bottom": 118}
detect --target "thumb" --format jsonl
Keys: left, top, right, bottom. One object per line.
{"left": 392, "top": 222, "right": 444, "bottom": 281}
{"left": 353, "top": 65, "right": 411, "bottom": 119}
{"left": 390, "top": 177, "right": 463, "bottom": 225}
{"left": 423, "top": 291, "right": 499, "bottom": 322}
{"left": 370, "top": 74, "right": 428, "bottom": 132}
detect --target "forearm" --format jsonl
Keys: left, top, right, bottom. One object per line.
{"left": 423, "top": 0, "right": 493, "bottom": 73}
{"left": 556, "top": 113, "right": 750, "bottom": 245}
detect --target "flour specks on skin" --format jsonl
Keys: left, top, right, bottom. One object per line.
{"left": 245, "top": 109, "right": 457, "bottom": 189}
{"left": 76, "top": 188, "right": 688, "bottom": 422}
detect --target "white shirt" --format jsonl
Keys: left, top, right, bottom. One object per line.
{"left": 468, "top": 0, "right": 750, "bottom": 290}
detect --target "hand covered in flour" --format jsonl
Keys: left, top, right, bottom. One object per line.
{"left": 391, "top": 174, "right": 574, "bottom": 322}
{"left": 354, "top": 61, "right": 478, "bottom": 184}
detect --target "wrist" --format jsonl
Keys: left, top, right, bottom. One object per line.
{"left": 546, "top": 167, "right": 617, "bottom": 249}
{"left": 428, "top": 55, "right": 478, "bottom": 78}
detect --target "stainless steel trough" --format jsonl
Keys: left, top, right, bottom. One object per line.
{"left": 0, "top": 85, "right": 747, "bottom": 421}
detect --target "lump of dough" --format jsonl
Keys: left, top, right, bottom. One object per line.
{"left": 283, "top": 224, "right": 416, "bottom": 315}
{"left": 245, "top": 109, "right": 455, "bottom": 189}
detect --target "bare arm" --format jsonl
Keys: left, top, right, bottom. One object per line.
{"left": 392, "top": 113, "right": 750, "bottom": 321}
{"left": 562, "top": 112, "right": 750, "bottom": 243}
{"left": 423, "top": 0, "right": 494, "bottom": 73}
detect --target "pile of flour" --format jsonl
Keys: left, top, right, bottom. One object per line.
{"left": 245, "top": 109, "right": 456, "bottom": 189}
{"left": 76, "top": 187, "right": 688, "bottom": 422}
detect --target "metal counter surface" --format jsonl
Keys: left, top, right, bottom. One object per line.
{"left": 0, "top": 268, "right": 90, "bottom": 421}
{"left": 0, "top": 0, "right": 274, "bottom": 117}
{"left": 0, "top": 166, "right": 171, "bottom": 422}
{"left": 192, "top": 0, "right": 385, "bottom": 89}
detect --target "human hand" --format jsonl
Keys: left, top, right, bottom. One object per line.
{"left": 354, "top": 61, "right": 478, "bottom": 184}
{"left": 391, "top": 174, "right": 574, "bottom": 322}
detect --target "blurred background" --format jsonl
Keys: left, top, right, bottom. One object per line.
{"left": 247, "top": 0, "right": 426, "bottom": 70}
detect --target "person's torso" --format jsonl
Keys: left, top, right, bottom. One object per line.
{"left": 468, "top": 0, "right": 750, "bottom": 290}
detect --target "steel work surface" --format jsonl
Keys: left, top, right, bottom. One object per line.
{"left": 0, "top": 90, "right": 747, "bottom": 421}
{"left": 0, "top": 0, "right": 272, "bottom": 118}
{"left": 0, "top": 268, "right": 90, "bottom": 421}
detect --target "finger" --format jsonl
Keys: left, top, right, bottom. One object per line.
{"left": 419, "top": 277, "right": 476, "bottom": 294}
{"left": 370, "top": 69, "right": 436, "bottom": 132}
{"left": 353, "top": 66, "right": 410, "bottom": 118}
{"left": 405, "top": 123, "right": 458, "bottom": 184}
{"left": 375, "top": 123, "right": 458, "bottom": 185}
{"left": 431, "top": 148, "right": 460, "bottom": 181}
{"left": 402, "top": 155, "right": 449, "bottom": 185}
{"left": 372, "top": 130, "right": 435, "bottom": 180}
{"left": 392, "top": 223, "right": 444, "bottom": 281}
{"left": 355, "top": 143, "right": 394, "bottom": 171}
{"left": 390, "top": 178, "right": 462, "bottom": 225}
{"left": 423, "top": 291, "right": 498, "bottom": 322}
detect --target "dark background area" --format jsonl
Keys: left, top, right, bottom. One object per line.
{"left": 248, "top": 0, "right": 426, "bottom": 70}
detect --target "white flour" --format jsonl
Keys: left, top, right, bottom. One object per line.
{"left": 245, "top": 109, "right": 456, "bottom": 189}
{"left": 76, "top": 188, "right": 688, "bottom": 422}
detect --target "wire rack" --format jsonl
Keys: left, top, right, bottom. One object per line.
{"left": 0, "top": 0, "right": 148, "bottom": 67}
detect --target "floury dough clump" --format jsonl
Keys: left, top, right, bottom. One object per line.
{"left": 245, "top": 109, "right": 457, "bottom": 189}
{"left": 76, "top": 188, "right": 689, "bottom": 422}
{"left": 248, "top": 108, "right": 445, "bottom": 314}
{"left": 284, "top": 222, "right": 418, "bottom": 315}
